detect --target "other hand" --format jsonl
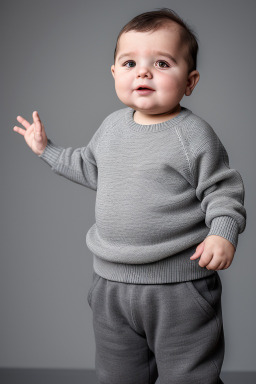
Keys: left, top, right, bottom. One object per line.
{"left": 190, "top": 235, "right": 235, "bottom": 270}
{"left": 13, "top": 111, "right": 48, "bottom": 156}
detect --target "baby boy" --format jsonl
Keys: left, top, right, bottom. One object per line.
{"left": 13, "top": 8, "right": 246, "bottom": 384}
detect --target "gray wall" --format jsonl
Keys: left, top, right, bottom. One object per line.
{"left": 1, "top": 0, "right": 255, "bottom": 371}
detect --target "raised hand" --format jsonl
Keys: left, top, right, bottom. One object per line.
{"left": 13, "top": 111, "right": 48, "bottom": 155}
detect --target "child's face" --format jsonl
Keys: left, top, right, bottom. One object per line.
{"left": 111, "top": 24, "right": 200, "bottom": 122}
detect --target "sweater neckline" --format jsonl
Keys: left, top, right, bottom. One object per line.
{"left": 125, "top": 106, "right": 192, "bottom": 132}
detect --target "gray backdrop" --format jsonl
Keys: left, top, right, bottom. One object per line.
{"left": 1, "top": 0, "right": 255, "bottom": 372}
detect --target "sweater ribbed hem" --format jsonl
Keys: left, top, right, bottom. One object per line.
{"left": 206, "top": 215, "right": 239, "bottom": 249}
{"left": 92, "top": 244, "right": 215, "bottom": 284}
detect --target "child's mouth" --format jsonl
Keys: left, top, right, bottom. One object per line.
{"left": 135, "top": 87, "right": 155, "bottom": 95}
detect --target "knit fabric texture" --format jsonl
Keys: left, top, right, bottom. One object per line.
{"left": 39, "top": 106, "right": 246, "bottom": 283}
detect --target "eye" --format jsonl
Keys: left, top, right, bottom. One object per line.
{"left": 123, "top": 60, "right": 136, "bottom": 68}
{"left": 155, "top": 60, "right": 170, "bottom": 68}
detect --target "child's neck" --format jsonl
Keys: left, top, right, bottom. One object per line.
{"left": 133, "top": 105, "right": 181, "bottom": 125}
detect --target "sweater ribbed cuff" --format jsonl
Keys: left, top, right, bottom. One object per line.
{"left": 206, "top": 216, "right": 239, "bottom": 249}
{"left": 38, "top": 139, "right": 64, "bottom": 168}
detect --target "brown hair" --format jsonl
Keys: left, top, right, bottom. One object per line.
{"left": 114, "top": 8, "right": 199, "bottom": 73}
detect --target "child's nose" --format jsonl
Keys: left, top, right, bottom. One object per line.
{"left": 136, "top": 65, "right": 153, "bottom": 78}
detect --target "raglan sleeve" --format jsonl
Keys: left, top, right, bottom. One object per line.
{"left": 190, "top": 123, "right": 247, "bottom": 250}
{"left": 38, "top": 119, "right": 107, "bottom": 191}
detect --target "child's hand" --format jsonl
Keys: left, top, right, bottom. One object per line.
{"left": 13, "top": 111, "right": 48, "bottom": 156}
{"left": 190, "top": 235, "right": 235, "bottom": 270}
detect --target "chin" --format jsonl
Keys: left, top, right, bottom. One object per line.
{"left": 130, "top": 103, "right": 158, "bottom": 113}
{"left": 136, "top": 106, "right": 166, "bottom": 114}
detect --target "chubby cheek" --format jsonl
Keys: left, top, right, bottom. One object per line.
{"left": 115, "top": 76, "right": 132, "bottom": 100}
{"left": 164, "top": 77, "right": 186, "bottom": 101}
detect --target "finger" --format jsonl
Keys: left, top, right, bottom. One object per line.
{"left": 216, "top": 261, "right": 226, "bottom": 270}
{"left": 33, "top": 111, "right": 43, "bottom": 140}
{"left": 205, "top": 257, "right": 224, "bottom": 270}
{"left": 221, "top": 261, "right": 230, "bottom": 270}
{"left": 190, "top": 252, "right": 201, "bottom": 260}
{"left": 13, "top": 126, "right": 26, "bottom": 136}
{"left": 190, "top": 242, "right": 204, "bottom": 260}
{"left": 198, "top": 253, "right": 213, "bottom": 268}
{"left": 16, "top": 115, "right": 31, "bottom": 130}
{"left": 207, "top": 262, "right": 221, "bottom": 270}
{"left": 33, "top": 110, "right": 41, "bottom": 125}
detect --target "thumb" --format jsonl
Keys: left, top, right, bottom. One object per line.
{"left": 190, "top": 241, "right": 205, "bottom": 260}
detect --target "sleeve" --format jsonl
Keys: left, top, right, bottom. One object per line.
{"left": 38, "top": 136, "right": 98, "bottom": 191}
{"left": 190, "top": 125, "right": 247, "bottom": 250}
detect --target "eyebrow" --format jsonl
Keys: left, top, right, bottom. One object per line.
{"left": 117, "top": 51, "right": 177, "bottom": 64}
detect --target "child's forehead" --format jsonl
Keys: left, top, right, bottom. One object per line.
{"left": 117, "top": 25, "right": 185, "bottom": 58}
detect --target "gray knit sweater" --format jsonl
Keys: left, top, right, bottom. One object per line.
{"left": 39, "top": 106, "right": 246, "bottom": 283}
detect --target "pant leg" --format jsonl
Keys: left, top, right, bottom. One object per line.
{"left": 87, "top": 271, "right": 158, "bottom": 384}
{"left": 87, "top": 271, "right": 225, "bottom": 384}
{"left": 134, "top": 272, "right": 225, "bottom": 384}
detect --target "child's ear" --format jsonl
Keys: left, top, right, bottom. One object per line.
{"left": 111, "top": 65, "right": 115, "bottom": 79}
{"left": 185, "top": 70, "right": 200, "bottom": 96}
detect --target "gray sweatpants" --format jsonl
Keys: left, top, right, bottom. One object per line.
{"left": 87, "top": 270, "right": 225, "bottom": 384}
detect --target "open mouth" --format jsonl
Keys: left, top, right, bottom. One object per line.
{"left": 135, "top": 86, "right": 155, "bottom": 94}
{"left": 136, "top": 86, "right": 154, "bottom": 91}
